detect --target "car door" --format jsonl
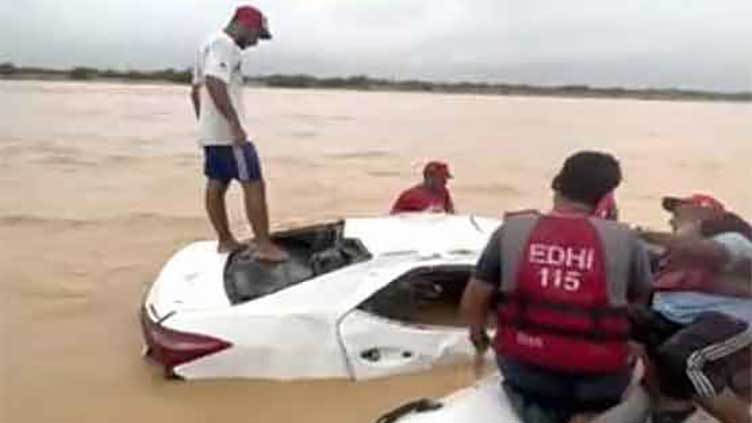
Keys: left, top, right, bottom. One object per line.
{"left": 337, "top": 265, "right": 479, "bottom": 380}
{"left": 338, "top": 309, "right": 475, "bottom": 380}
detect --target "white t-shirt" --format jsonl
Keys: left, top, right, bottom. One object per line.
{"left": 193, "top": 31, "right": 247, "bottom": 146}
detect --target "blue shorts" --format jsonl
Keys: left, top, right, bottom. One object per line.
{"left": 203, "top": 143, "right": 263, "bottom": 185}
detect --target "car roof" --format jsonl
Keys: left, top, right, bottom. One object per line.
{"left": 240, "top": 214, "right": 501, "bottom": 316}
{"left": 343, "top": 214, "right": 501, "bottom": 257}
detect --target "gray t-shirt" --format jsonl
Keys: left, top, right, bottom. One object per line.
{"left": 653, "top": 232, "right": 752, "bottom": 324}
{"left": 473, "top": 225, "right": 653, "bottom": 302}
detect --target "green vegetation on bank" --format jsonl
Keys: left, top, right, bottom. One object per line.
{"left": 1, "top": 62, "right": 749, "bottom": 102}
{"left": 253, "top": 73, "right": 752, "bottom": 102}
{"left": 0, "top": 63, "right": 193, "bottom": 84}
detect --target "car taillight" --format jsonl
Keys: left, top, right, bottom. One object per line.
{"left": 141, "top": 309, "right": 231, "bottom": 377}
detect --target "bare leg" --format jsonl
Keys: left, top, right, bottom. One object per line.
{"left": 205, "top": 180, "right": 243, "bottom": 253}
{"left": 240, "top": 180, "right": 288, "bottom": 262}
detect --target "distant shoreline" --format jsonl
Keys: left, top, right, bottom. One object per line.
{"left": 1, "top": 64, "right": 750, "bottom": 103}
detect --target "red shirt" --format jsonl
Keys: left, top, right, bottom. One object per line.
{"left": 391, "top": 184, "right": 455, "bottom": 214}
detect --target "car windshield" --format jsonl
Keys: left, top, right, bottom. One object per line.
{"left": 224, "top": 222, "right": 371, "bottom": 305}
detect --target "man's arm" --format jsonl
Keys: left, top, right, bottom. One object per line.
{"left": 729, "top": 257, "right": 751, "bottom": 279}
{"left": 190, "top": 84, "right": 201, "bottom": 120}
{"left": 445, "top": 191, "right": 456, "bottom": 214}
{"left": 637, "top": 229, "right": 675, "bottom": 247}
{"left": 714, "top": 261, "right": 752, "bottom": 297}
{"left": 649, "top": 232, "right": 751, "bottom": 293}
{"left": 647, "top": 231, "right": 744, "bottom": 271}
{"left": 638, "top": 229, "right": 733, "bottom": 269}
{"left": 669, "top": 237, "right": 731, "bottom": 269}
{"left": 628, "top": 236, "right": 654, "bottom": 305}
{"left": 710, "top": 234, "right": 752, "bottom": 291}
{"left": 460, "top": 278, "right": 495, "bottom": 350}
{"left": 460, "top": 227, "right": 503, "bottom": 350}
{"left": 205, "top": 75, "right": 246, "bottom": 143}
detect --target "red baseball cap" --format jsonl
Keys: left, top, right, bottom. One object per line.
{"left": 662, "top": 193, "right": 725, "bottom": 213}
{"left": 234, "top": 5, "right": 272, "bottom": 40}
{"left": 423, "top": 161, "right": 452, "bottom": 179}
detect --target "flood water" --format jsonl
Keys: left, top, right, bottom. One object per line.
{"left": 1, "top": 80, "right": 749, "bottom": 422}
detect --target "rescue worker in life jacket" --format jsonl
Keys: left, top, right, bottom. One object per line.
{"left": 461, "top": 151, "right": 653, "bottom": 423}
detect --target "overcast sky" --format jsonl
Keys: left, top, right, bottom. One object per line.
{"left": 1, "top": 0, "right": 750, "bottom": 91}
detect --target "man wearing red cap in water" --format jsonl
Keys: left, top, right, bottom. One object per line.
{"left": 190, "top": 6, "right": 287, "bottom": 262}
{"left": 391, "top": 161, "right": 456, "bottom": 214}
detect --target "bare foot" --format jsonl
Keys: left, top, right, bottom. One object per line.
{"left": 253, "top": 241, "right": 289, "bottom": 262}
{"left": 217, "top": 238, "right": 246, "bottom": 254}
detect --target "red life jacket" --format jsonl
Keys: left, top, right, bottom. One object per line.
{"left": 495, "top": 212, "right": 632, "bottom": 374}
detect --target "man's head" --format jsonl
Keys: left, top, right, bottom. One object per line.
{"left": 423, "top": 161, "right": 452, "bottom": 191}
{"left": 552, "top": 151, "right": 622, "bottom": 209}
{"left": 227, "top": 5, "right": 272, "bottom": 49}
{"left": 662, "top": 194, "right": 725, "bottom": 234}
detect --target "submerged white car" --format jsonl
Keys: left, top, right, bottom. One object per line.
{"left": 141, "top": 214, "right": 501, "bottom": 380}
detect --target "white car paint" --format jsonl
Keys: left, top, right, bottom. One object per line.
{"left": 386, "top": 374, "right": 523, "bottom": 423}
{"left": 385, "top": 364, "right": 655, "bottom": 423}
{"left": 142, "top": 214, "right": 501, "bottom": 380}
{"left": 339, "top": 310, "right": 476, "bottom": 380}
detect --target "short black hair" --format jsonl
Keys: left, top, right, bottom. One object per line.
{"left": 552, "top": 151, "right": 622, "bottom": 207}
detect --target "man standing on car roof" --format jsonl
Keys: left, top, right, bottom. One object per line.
{"left": 461, "top": 151, "right": 653, "bottom": 423}
{"left": 190, "top": 5, "right": 287, "bottom": 262}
